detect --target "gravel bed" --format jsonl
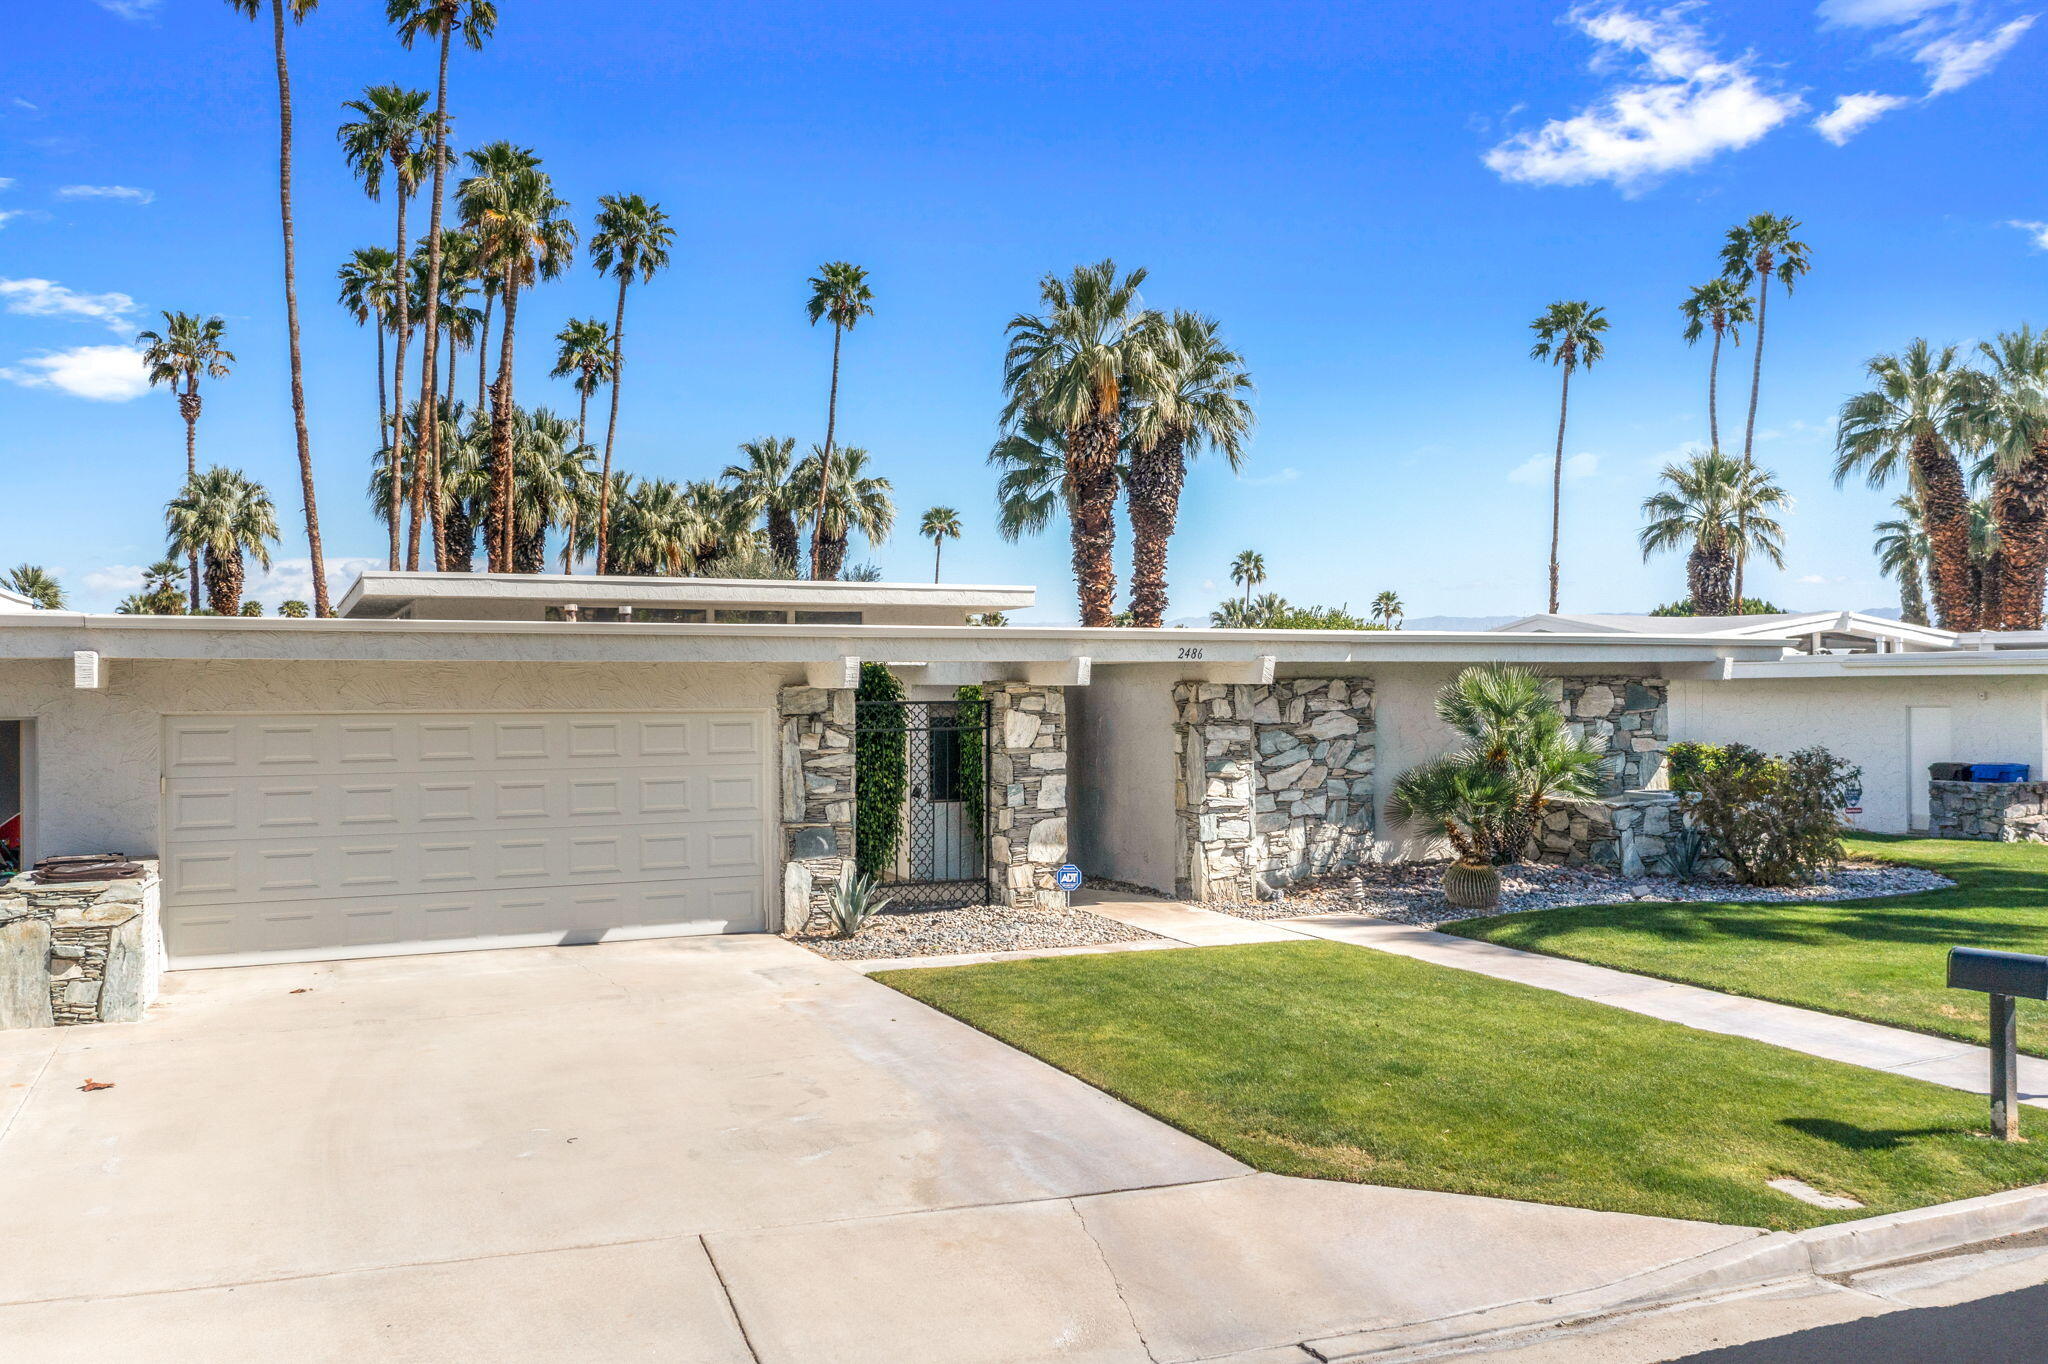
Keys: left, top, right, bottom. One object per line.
{"left": 790, "top": 902, "right": 1161, "bottom": 961}
{"left": 1212, "top": 859, "right": 1956, "bottom": 929}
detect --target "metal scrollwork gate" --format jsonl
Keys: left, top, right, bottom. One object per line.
{"left": 855, "top": 697, "right": 991, "bottom": 908}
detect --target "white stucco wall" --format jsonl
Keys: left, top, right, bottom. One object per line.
{"left": 0, "top": 658, "right": 778, "bottom": 861}
{"left": 1671, "top": 673, "right": 2048, "bottom": 834}
{"left": 1068, "top": 664, "right": 1183, "bottom": 892}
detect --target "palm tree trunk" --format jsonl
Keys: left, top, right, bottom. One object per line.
{"left": 932, "top": 537, "right": 942, "bottom": 583}
{"left": 488, "top": 273, "right": 521, "bottom": 572}
{"left": 1069, "top": 412, "right": 1120, "bottom": 628}
{"left": 1732, "top": 273, "right": 1771, "bottom": 613}
{"left": 391, "top": 184, "right": 413, "bottom": 572}
{"left": 767, "top": 508, "right": 798, "bottom": 568}
{"left": 374, "top": 320, "right": 388, "bottom": 466}
{"left": 1706, "top": 325, "right": 1723, "bottom": 454}
{"left": 1547, "top": 362, "right": 1571, "bottom": 614}
{"left": 204, "top": 547, "right": 245, "bottom": 619}
{"left": 1899, "top": 555, "right": 1930, "bottom": 628}
{"left": 417, "top": 22, "right": 453, "bottom": 572}
{"left": 1126, "top": 432, "right": 1185, "bottom": 628}
{"left": 477, "top": 294, "right": 492, "bottom": 410}
{"left": 268, "top": 0, "right": 327, "bottom": 617}
{"left": 596, "top": 273, "right": 629, "bottom": 575}
{"left": 808, "top": 323, "right": 843, "bottom": 580}
{"left": 1993, "top": 442, "right": 2048, "bottom": 630}
{"left": 182, "top": 380, "right": 202, "bottom": 612}
{"left": 1916, "top": 433, "right": 1979, "bottom": 631}
{"left": 1688, "top": 542, "right": 1732, "bottom": 615}
{"left": 577, "top": 387, "right": 589, "bottom": 449}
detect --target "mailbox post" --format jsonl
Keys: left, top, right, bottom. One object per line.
{"left": 1945, "top": 947, "right": 2048, "bottom": 1141}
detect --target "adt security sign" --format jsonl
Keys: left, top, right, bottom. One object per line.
{"left": 1055, "top": 864, "right": 1084, "bottom": 892}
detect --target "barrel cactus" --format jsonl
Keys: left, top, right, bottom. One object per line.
{"left": 1442, "top": 858, "right": 1501, "bottom": 911}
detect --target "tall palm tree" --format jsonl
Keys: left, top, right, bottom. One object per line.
{"left": 608, "top": 478, "right": 700, "bottom": 576}
{"left": 390, "top": 0, "right": 497, "bottom": 570}
{"left": 1638, "top": 451, "right": 1788, "bottom": 616}
{"left": 137, "top": 311, "right": 236, "bottom": 611}
{"left": 1835, "top": 340, "right": 1980, "bottom": 630}
{"left": 434, "top": 400, "right": 487, "bottom": 571}
{"left": 1001, "top": 260, "right": 1161, "bottom": 626}
{"left": 803, "top": 261, "right": 876, "bottom": 579}
{"left": 988, "top": 407, "right": 1082, "bottom": 544}
{"left": 794, "top": 446, "right": 893, "bottom": 580}
{"left": 1230, "top": 549, "right": 1266, "bottom": 608}
{"left": 418, "top": 239, "right": 483, "bottom": 412}
{"left": 920, "top": 506, "right": 961, "bottom": 582}
{"left": 509, "top": 407, "right": 589, "bottom": 573}
{"left": 458, "top": 142, "right": 575, "bottom": 571}
{"left": 1678, "top": 278, "right": 1753, "bottom": 455}
{"left": 1126, "top": 311, "right": 1254, "bottom": 628}
{"left": 1720, "top": 214, "right": 1812, "bottom": 610}
{"left": 721, "top": 436, "right": 805, "bottom": 568}
{"left": 588, "top": 194, "right": 674, "bottom": 576}
{"left": 3, "top": 566, "right": 65, "bottom": 610}
{"left": 550, "top": 317, "right": 615, "bottom": 449}
{"left": 338, "top": 83, "right": 431, "bottom": 570}
{"left": 1965, "top": 327, "right": 2048, "bottom": 630}
{"left": 165, "top": 467, "right": 280, "bottom": 616}
{"left": 1873, "top": 495, "right": 1932, "bottom": 627}
{"left": 1528, "top": 300, "right": 1608, "bottom": 614}
{"left": 227, "top": 0, "right": 327, "bottom": 616}
{"left": 1371, "top": 590, "right": 1403, "bottom": 629}
{"left": 337, "top": 246, "right": 400, "bottom": 457}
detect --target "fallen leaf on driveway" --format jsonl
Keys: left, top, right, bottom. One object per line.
{"left": 289, "top": 988, "right": 311, "bottom": 995}
{"left": 79, "top": 1080, "right": 113, "bottom": 1092}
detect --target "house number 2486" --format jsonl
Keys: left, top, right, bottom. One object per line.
{"left": 1177, "top": 647, "right": 1204, "bottom": 660}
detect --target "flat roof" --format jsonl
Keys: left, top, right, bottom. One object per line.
{"left": 1497, "top": 610, "right": 1957, "bottom": 650}
{"left": 336, "top": 571, "right": 1037, "bottom": 618}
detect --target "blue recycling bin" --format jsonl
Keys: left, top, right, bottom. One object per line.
{"left": 1970, "top": 763, "right": 2032, "bottom": 783}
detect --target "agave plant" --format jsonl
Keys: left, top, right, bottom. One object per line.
{"left": 825, "top": 873, "right": 895, "bottom": 938}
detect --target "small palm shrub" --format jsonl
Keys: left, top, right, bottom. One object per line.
{"left": 1687, "top": 743, "right": 1860, "bottom": 886}
{"left": 826, "top": 873, "right": 895, "bottom": 938}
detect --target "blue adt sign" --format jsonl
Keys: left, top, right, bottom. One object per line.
{"left": 1055, "top": 864, "right": 1084, "bottom": 892}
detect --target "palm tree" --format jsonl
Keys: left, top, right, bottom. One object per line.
{"left": 1230, "top": 549, "right": 1266, "bottom": 608}
{"left": 794, "top": 446, "right": 893, "bottom": 580}
{"left": 390, "top": 0, "right": 497, "bottom": 571}
{"left": 338, "top": 84, "right": 431, "bottom": 570}
{"left": 1965, "top": 327, "right": 2048, "bottom": 630}
{"left": 588, "top": 195, "right": 674, "bottom": 576}
{"left": 1720, "top": 214, "right": 1812, "bottom": 610}
{"left": 458, "top": 142, "right": 575, "bottom": 571}
{"left": 550, "top": 317, "right": 615, "bottom": 449}
{"left": 1126, "top": 311, "right": 1254, "bottom": 628}
{"left": 1001, "top": 260, "right": 1161, "bottom": 626}
{"left": 417, "top": 239, "right": 483, "bottom": 414}
{"left": 227, "top": 0, "right": 327, "bottom": 616}
{"left": 804, "top": 261, "right": 876, "bottom": 580}
{"left": 608, "top": 478, "right": 699, "bottom": 576}
{"left": 137, "top": 311, "right": 236, "bottom": 611}
{"left": 4, "top": 566, "right": 64, "bottom": 610}
{"left": 1873, "top": 495, "right": 1931, "bottom": 627}
{"left": 1638, "top": 451, "right": 1788, "bottom": 616}
{"left": 1678, "top": 278, "right": 1753, "bottom": 455}
{"left": 988, "top": 407, "right": 1082, "bottom": 543}
{"left": 1835, "top": 341, "right": 1981, "bottom": 630}
{"left": 434, "top": 401, "right": 487, "bottom": 571}
{"left": 509, "top": 407, "right": 589, "bottom": 572}
{"left": 920, "top": 506, "right": 961, "bottom": 582}
{"left": 166, "top": 467, "right": 280, "bottom": 616}
{"left": 117, "top": 559, "right": 190, "bottom": 616}
{"left": 1371, "top": 590, "right": 1403, "bottom": 629}
{"left": 721, "top": 436, "right": 805, "bottom": 568}
{"left": 338, "top": 246, "right": 401, "bottom": 457}
{"left": 1528, "top": 300, "right": 1608, "bottom": 615}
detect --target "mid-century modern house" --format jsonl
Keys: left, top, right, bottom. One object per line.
{"left": 3, "top": 576, "right": 2046, "bottom": 1013}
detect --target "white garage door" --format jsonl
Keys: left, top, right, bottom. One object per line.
{"left": 160, "top": 710, "right": 770, "bottom": 967}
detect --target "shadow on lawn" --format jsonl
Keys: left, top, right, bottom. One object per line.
{"left": 1781, "top": 1117, "right": 1968, "bottom": 1151}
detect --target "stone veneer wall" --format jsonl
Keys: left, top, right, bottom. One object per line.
{"left": 987, "top": 684, "right": 1070, "bottom": 911}
{"left": 1174, "top": 678, "right": 1375, "bottom": 902}
{"left": 0, "top": 864, "right": 164, "bottom": 1029}
{"left": 1559, "top": 675, "right": 1669, "bottom": 794}
{"left": 1930, "top": 779, "right": 2048, "bottom": 842}
{"left": 778, "top": 685, "right": 856, "bottom": 931}
{"left": 1529, "top": 792, "right": 1725, "bottom": 879}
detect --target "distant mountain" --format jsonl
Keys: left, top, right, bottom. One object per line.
{"left": 1399, "top": 614, "right": 1520, "bottom": 632}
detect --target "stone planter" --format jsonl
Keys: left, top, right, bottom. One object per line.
{"left": 0, "top": 863, "right": 164, "bottom": 1029}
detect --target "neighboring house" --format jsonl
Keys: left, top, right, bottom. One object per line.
{"left": 6, "top": 575, "right": 2019, "bottom": 986}
{"left": 0, "top": 586, "right": 39, "bottom": 615}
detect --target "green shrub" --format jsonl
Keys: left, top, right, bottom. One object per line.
{"left": 853, "top": 663, "right": 907, "bottom": 879}
{"left": 1650, "top": 596, "right": 1782, "bottom": 617}
{"left": 955, "top": 684, "right": 986, "bottom": 835}
{"left": 1689, "top": 743, "right": 1860, "bottom": 886}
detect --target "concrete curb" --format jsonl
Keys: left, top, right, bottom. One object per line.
{"left": 1306, "top": 1182, "right": 2048, "bottom": 1361}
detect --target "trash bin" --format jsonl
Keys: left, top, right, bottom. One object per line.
{"left": 1930, "top": 762, "right": 1973, "bottom": 781}
{"left": 1969, "top": 763, "right": 2032, "bottom": 783}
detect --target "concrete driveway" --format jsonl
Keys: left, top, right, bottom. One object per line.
{"left": 0, "top": 936, "right": 1759, "bottom": 1362}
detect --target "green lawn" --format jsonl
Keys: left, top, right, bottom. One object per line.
{"left": 1446, "top": 836, "right": 2048, "bottom": 1056}
{"left": 878, "top": 940, "right": 2048, "bottom": 1230}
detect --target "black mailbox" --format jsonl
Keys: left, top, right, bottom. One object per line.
{"left": 1947, "top": 948, "right": 2048, "bottom": 1001}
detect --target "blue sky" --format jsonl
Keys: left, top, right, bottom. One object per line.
{"left": 3, "top": 0, "right": 2043, "bottom": 619}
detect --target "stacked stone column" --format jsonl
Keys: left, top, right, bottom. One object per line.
{"left": 777, "top": 685, "right": 856, "bottom": 932}
{"left": 986, "top": 684, "right": 1070, "bottom": 911}
{"left": 0, "top": 864, "right": 163, "bottom": 1029}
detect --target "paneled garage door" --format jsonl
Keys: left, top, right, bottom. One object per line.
{"left": 160, "top": 710, "right": 770, "bottom": 967}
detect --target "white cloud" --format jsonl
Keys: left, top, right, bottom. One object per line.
{"left": 94, "top": 0, "right": 161, "bottom": 18}
{"left": 1813, "top": 91, "right": 1910, "bottom": 142}
{"left": 0, "top": 211, "right": 21, "bottom": 230}
{"left": 1235, "top": 466, "right": 1302, "bottom": 486}
{"left": 0, "top": 176, "right": 13, "bottom": 191}
{"left": 0, "top": 276, "right": 139, "bottom": 334}
{"left": 56, "top": 184, "right": 155, "bottom": 205}
{"left": 0, "top": 345, "right": 149, "bottom": 401}
{"left": 81, "top": 565, "right": 147, "bottom": 599}
{"left": 1509, "top": 451, "right": 1600, "bottom": 484}
{"left": 1483, "top": 5, "right": 1802, "bottom": 191}
{"left": 1816, "top": 0, "right": 1951, "bottom": 24}
{"left": 1915, "top": 15, "right": 2036, "bottom": 94}
{"left": 2009, "top": 220, "right": 2048, "bottom": 250}
{"left": 244, "top": 557, "right": 383, "bottom": 610}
